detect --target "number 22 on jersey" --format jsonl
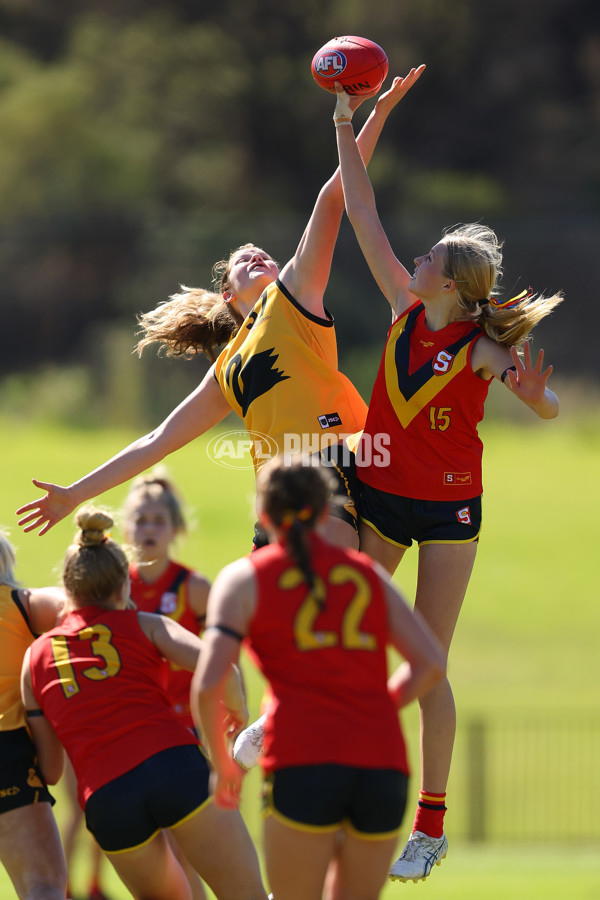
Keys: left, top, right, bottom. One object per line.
{"left": 279, "top": 564, "right": 377, "bottom": 652}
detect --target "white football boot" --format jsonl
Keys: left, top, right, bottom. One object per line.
{"left": 388, "top": 830, "right": 448, "bottom": 882}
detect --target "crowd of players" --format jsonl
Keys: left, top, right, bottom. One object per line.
{"left": 1, "top": 66, "right": 561, "bottom": 900}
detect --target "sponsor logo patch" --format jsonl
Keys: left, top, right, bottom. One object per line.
{"left": 317, "top": 412, "right": 342, "bottom": 429}
{"left": 443, "top": 472, "right": 472, "bottom": 486}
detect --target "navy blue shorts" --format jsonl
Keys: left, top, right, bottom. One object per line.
{"left": 0, "top": 727, "right": 55, "bottom": 814}
{"left": 85, "top": 744, "right": 211, "bottom": 853}
{"left": 360, "top": 482, "right": 482, "bottom": 548}
{"left": 263, "top": 764, "right": 408, "bottom": 837}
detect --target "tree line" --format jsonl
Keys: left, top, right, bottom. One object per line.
{"left": 0, "top": 0, "right": 598, "bottom": 424}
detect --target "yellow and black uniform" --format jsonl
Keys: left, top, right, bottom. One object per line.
{"left": 214, "top": 279, "right": 367, "bottom": 471}
{"left": 0, "top": 585, "right": 54, "bottom": 813}
{"left": 0, "top": 586, "right": 34, "bottom": 734}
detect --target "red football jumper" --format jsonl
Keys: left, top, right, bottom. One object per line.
{"left": 359, "top": 301, "right": 492, "bottom": 500}
{"left": 28, "top": 607, "right": 198, "bottom": 808}
{"left": 130, "top": 561, "right": 201, "bottom": 729}
{"left": 247, "top": 533, "right": 408, "bottom": 775}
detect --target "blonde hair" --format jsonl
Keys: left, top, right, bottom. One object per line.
{"left": 123, "top": 469, "right": 186, "bottom": 534}
{"left": 136, "top": 287, "right": 243, "bottom": 363}
{"left": 62, "top": 508, "right": 129, "bottom": 607}
{"left": 135, "top": 243, "right": 275, "bottom": 364}
{"left": 442, "top": 223, "right": 564, "bottom": 348}
{"left": 0, "top": 530, "right": 20, "bottom": 589}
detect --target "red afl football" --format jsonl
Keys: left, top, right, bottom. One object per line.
{"left": 311, "top": 35, "right": 388, "bottom": 95}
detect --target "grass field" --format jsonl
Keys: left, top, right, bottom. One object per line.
{"left": 1, "top": 412, "right": 599, "bottom": 898}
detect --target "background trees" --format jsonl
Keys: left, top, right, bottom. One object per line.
{"left": 0, "top": 0, "right": 597, "bottom": 425}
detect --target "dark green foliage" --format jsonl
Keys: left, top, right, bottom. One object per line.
{"left": 0, "top": 0, "right": 596, "bottom": 412}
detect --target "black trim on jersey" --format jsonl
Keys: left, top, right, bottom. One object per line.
{"left": 11, "top": 589, "right": 37, "bottom": 638}
{"left": 151, "top": 566, "right": 190, "bottom": 613}
{"left": 160, "top": 568, "right": 189, "bottom": 609}
{"left": 207, "top": 624, "right": 245, "bottom": 643}
{"left": 276, "top": 279, "right": 334, "bottom": 327}
{"left": 501, "top": 365, "right": 517, "bottom": 383}
{"left": 393, "top": 304, "right": 481, "bottom": 400}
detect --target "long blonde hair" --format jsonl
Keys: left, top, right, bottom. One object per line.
{"left": 62, "top": 508, "right": 129, "bottom": 607}
{"left": 0, "top": 530, "right": 19, "bottom": 589}
{"left": 135, "top": 243, "right": 266, "bottom": 363}
{"left": 442, "top": 223, "right": 564, "bottom": 347}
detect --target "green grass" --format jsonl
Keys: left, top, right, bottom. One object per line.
{"left": 1, "top": 414, "right": 599, "bottom": 898}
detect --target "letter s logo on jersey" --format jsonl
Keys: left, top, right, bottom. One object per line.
{"left": 433, "top": 350, "right": 454, "bottom": 375}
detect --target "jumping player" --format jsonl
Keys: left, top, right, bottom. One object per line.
{"left": 332, "top": 67, "right": 563, "bottom": 881}
{"left": 16, "top": 80, "right": 415, "bottom": 553}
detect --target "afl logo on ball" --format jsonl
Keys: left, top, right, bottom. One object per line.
{"left": 313, "top": 50, "right": 347, "bottom": 79}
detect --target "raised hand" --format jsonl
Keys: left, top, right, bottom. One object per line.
{"left": 16, "top": 480, "right": 77, "bottom": 535}
{"left": 503, "top": 341, "right": 557, "bottom": 417}
{"left": 374, "top": 65, "right": 426, "bottom": 115}
{"left": 334, "top": 64, "right": 426, "bottom": 123}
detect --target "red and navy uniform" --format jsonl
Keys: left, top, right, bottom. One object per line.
{"left": 359, "top": 301, "right": 491, "bottom": 500}
{"left": 246, "top": 533, "right": 407, "bottom": 775}
{"left": 28, "top": 607, "right": 198, "bottom": 809}
{"left": 130, "top": 562, "right": 201, "bottom": 729}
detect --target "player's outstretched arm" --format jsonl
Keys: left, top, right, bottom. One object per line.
{"left": 472, "top": 338, "right": 559, "bottom": 419}
{"left": 281, "top": 76, "right": 418, "bottom": 315}
{"left": 335, "top": 67, "right": 425, "bottom": 315}
{"left": 16, "top": 366, "right": 231, "bottom": 535}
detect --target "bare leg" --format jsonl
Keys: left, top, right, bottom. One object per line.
{"left": 414, "top": 542, "right": 477, "bottom": 791}
{"left": 318, "top": 514, "right": 359, "bottom": 550}
{"left": 358, "top": 523, "right": 407, "bottom": 574}
{"left": 267, "top": 815, "right": 397, "bottom": 900}
{"left": 333, "top": 829, "right": 398, "bottom": 900}
{"left": 264, "top": 816, "right": 338, "bottom": 900}
{"left": 60, "top": 759, "right": 82, "bottom": 891}
{"left": 105, "top": 830, "right": 191, "bottom": 900}
{"left": 165, "top": 830, "right": 207, "bottom": 900}
{"left": 171, "top": 800, "right": 267, "bottom": 900}
{"left": 61, "top": 758, "right": 108, "bottom": 898}
{"left": 0, "top": 803, "right": 67, "bottom": 900}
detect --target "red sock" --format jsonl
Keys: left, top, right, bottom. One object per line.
{"left": 412, "top": 790, "right": 447, "bottom": 838}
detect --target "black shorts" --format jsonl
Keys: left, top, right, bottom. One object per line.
{"left": 252, "top": 442, "right": 360, "bottom": 551}
{"left": 317, "top": 441, "right": 360, "bottom": 532}
{"left": 360, "top": 482, "right": 482, "bottom": 548}
{"left": 85, "top": 744, "right": 211, "bottom": 853}
{"left": 0, "top": 727, "right": 55, "bottom": 814}
{"left": 263, "top": 764, "right": 407, "bottom": 837}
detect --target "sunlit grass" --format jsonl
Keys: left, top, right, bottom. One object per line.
{"left": 1, "top": 416, "right": 598, "bottom": 898}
